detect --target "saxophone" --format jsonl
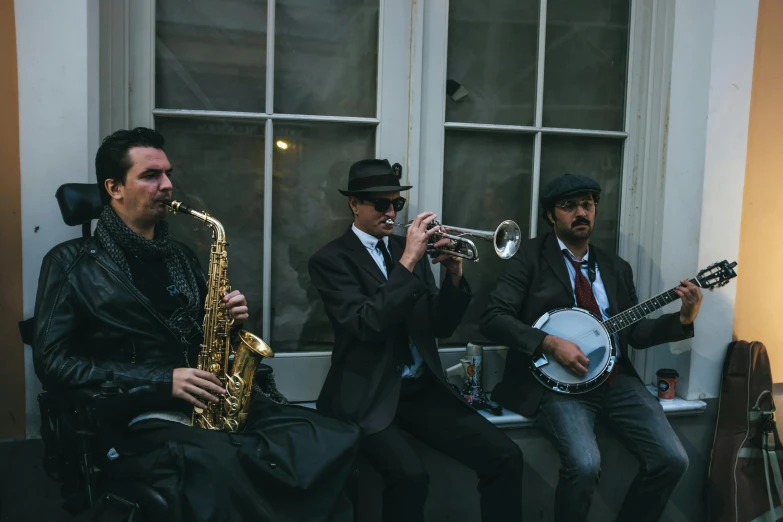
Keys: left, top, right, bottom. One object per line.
{"left": 166, "top": 200, "right": 274, "bottom": 432}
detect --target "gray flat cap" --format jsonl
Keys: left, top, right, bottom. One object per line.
{"left": 540, "top": 173, "right": 602, "bottom": 207}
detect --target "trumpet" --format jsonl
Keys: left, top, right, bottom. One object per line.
{"left": 385, "top": 218, "right": 521, "bottom": 262}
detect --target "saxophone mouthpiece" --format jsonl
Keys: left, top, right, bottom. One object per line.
{"left": 165, "top": 200, "right": 191, "bottom": 215}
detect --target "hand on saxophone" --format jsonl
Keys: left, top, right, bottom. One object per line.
{"left": 172, "top": 368, "right": 226, "bottom": 409}
{"left": 223, "top": 289, "right": 249, "bottom": 322}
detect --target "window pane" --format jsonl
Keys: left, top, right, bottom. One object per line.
{"left": 156, "top": 117, "right": 266, "bottom": 335}
{"left": 537, "top": 135, "right": 623, "bottom": 252}
{"left": 274, "top": 0, "right": 379, "bottom": 117}
{"left": 446, "top": 0, "right": 539, "bottom": 126}
{"left": 441, "top": 131, "right": 535, "bottom": 345}
{"left": 271, "top": 122, "right": 376, "bottom": 352}
{"left": 542, "top": 0, "right": 630, "bottom": 130}
{"left": 156, "top": 0, "right": 268, "bottom": 112}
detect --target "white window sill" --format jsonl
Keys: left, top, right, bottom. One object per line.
{"left": 294, "top": 386, "right": 707, "bottom": 430}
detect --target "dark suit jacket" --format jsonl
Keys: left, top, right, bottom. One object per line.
{"left": 480, "top": 232, "right": 694, "bottom": 417}
{"left": 309, "top": 227, "right": 473, "bottom": 434}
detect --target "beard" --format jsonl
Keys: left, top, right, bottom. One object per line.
{"left": 555, "top": 216, "right": 593, "bottom": 242}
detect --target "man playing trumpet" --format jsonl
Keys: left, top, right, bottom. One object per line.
{"left": 309, "top": 158, "right": 524, "bottom": 522}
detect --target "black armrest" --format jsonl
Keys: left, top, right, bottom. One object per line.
{"left": 56, "top": 387, "right": 105, "bottom": 406}
{"left": 45, "top": 369, "right": 124, "bottom": 408}
{"left": 43, "top": 382, "right": 158, "bottom": 424}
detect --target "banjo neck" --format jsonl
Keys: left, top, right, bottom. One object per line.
{"left": 601, "top": 278, "right": 700, "bottom": 336}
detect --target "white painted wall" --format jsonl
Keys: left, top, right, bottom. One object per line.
{"left": 691, "top": 0, "right": 757, "bottom": 399}
{"left": 660, "top": 0, "right": 757, "bottom": 400}
{"left": 16, "top": 0, "right": 100, "bottom": 437}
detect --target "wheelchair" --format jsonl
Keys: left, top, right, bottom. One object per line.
{"left": 19, "top": 183, "right": 170, "bottom": 521}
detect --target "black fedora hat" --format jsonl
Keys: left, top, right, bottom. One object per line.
{"left": 338, "top": 159, "right": 412, "bottom": 196}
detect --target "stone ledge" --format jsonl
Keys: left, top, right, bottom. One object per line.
{"left": 476, "top": 386, "right": 707, "bottom": 429}
{"left": 294, "top": 386, "right": 707, "bottom": 430}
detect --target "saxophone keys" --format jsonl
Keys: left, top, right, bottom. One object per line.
{"left": 227, "top": 374, "right": 243, "bottom": 395}
{"left": 223, "top": 395, "right": 241, "bottom": 415}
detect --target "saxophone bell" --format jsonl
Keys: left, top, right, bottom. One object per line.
{"left": 239, "top": 330, "right": 275, "bottom": 358}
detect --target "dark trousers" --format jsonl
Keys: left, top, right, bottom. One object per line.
{"left": 537, "top": 367, "right": 689, "bottom": 522}
{"left": 360, "top": 371, "right": 524, "bottom": 522}
{"left": 114, "top": 398, "right": 360, "bottom": 522}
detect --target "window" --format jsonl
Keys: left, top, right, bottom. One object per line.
{"left": 428, "top": 0, "right": 631, "bottom": 345}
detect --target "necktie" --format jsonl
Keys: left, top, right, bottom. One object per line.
{"left": 565, "top": 253, "right": 619, "bottom": 384}
{"left": 565, "top": 255, "right": 602, "bottom": 319}
{"left": 376, "top": 240, "right": 394, "bottom": 276}
{"left": 376, "top": 240, "right": 413, "bottom": 366}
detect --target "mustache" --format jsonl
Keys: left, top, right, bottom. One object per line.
{"left": 571, "top": 218, "right": 591, "bottom": 227}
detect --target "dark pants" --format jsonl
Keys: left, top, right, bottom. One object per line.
{"left": 360, "top": 370, "right": 524, "bottom": 522}
{"left": 111, "top": 397, "right": 360, "bottom": 522}
{"left": 537, "top": 367, "right": 689, "bottom": 522}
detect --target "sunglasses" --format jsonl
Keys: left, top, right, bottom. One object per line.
{"left": 361, "top": 197, "right": 406, "bottom": 213}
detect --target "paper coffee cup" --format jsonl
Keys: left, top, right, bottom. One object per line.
{"left": 656, "top": 368, "right": 679, "bottom": 400}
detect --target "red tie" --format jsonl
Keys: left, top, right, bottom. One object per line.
{"left": 565, "top": 254, "right": 620, "bottom": 385}
{"left": 565, "top": 255, "right": 602, "bottom": 319}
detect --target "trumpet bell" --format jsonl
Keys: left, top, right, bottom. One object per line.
{"left": 494, "top": 220, "right": 522, "bottom": 259}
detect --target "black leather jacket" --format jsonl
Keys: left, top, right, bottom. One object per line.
{"left": 33, "top": 236, "right": 207, "bottom": 399}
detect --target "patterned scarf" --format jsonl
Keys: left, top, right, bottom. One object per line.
{"left": 95, "top": 205, "right": 203, "bottom": 349}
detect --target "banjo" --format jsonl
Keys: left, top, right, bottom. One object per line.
{"left": 530, "top": 260, "right": 738, "bottom": 394}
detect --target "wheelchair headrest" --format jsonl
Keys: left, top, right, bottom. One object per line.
{"left": 55, "top": 184, "right": 103, "bottom": 226}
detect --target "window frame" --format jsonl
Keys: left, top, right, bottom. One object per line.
{"left": 103, "top": 0, "right": 676, "bottom": 400}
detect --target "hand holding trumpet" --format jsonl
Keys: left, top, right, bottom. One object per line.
{"left": 399, "top": 212, "right": 440, "bottom": 268}
{"left": 400, "top": 212, "right": 464, "bottom": 284}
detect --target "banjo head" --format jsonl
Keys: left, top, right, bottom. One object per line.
{"left": 530, "top": 308, "right": 616, "bottom": 394}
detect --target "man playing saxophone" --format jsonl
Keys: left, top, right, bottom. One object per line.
{"left": 32, "top": 127, "right": 359, "bottom": 522}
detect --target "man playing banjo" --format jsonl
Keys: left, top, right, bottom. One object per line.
{"left": 480, "top": 173, "right": 703, "bottom": 522}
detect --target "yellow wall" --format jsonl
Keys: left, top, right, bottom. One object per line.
{"left": 0, "top": 0, "right": 25, "bottom": 437}
{"left": 734, "top": 0, "right": 783, "bottom": 379}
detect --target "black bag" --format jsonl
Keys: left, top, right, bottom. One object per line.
{"left": 708, "top": 340, "right": 783, "bottom": 522}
